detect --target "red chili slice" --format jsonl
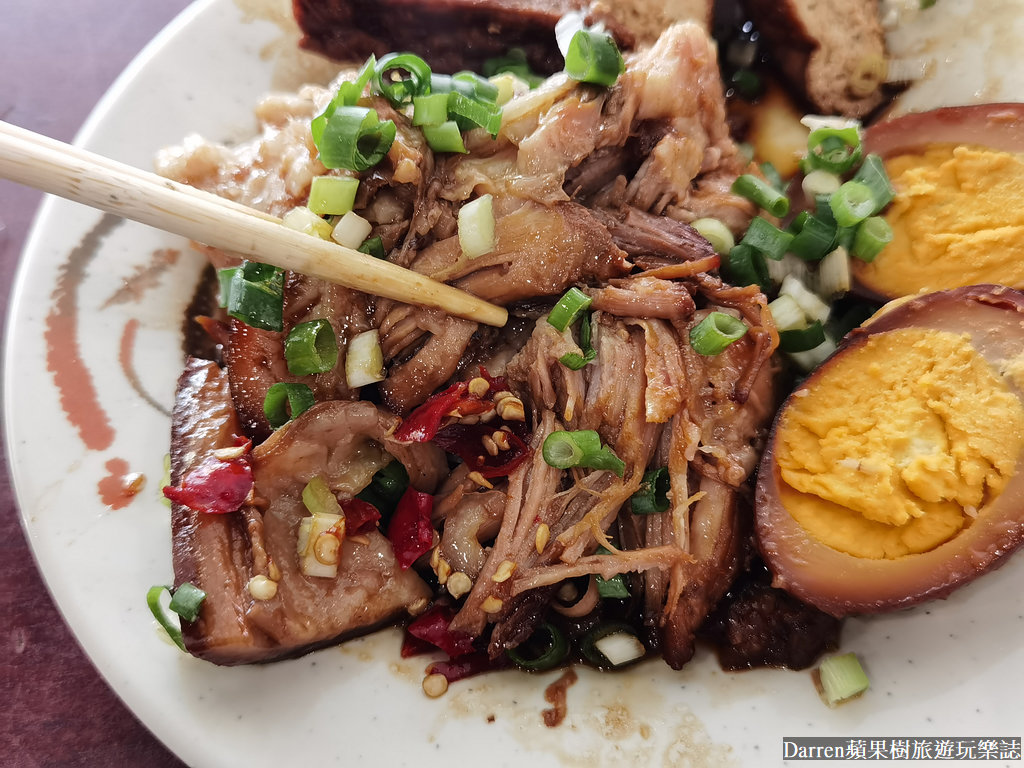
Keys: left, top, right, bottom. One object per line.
{"left": 386, "top": 486, "right": 434, "bottom": 569}
{"left": 427, "top": 651, "right": 508, "bottom": 683}
{"left": 433, "top": 424, "right": 531, "bottom": 478}
{"left": 163, "top": 454, "right": 253, "bottom": 515}
{"left": 403, "top": 603, "right": 476, "bottom": 658}
{"left": 341, "top": 498, "right": 381, "bottom": 536}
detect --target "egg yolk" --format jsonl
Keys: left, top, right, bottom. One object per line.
{"left": 774, "top": 327, "right": 1024, "bottom": 559}
{"left": 853, "top": 144, "right": 1024, "bottom": 297}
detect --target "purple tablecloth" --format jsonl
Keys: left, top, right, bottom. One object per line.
{"left": 1, "top": 2, "right": 193, "bottom": 765}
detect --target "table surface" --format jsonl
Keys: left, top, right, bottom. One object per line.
{"left": 1, "top": 2, "right": 192, "bottom": 765}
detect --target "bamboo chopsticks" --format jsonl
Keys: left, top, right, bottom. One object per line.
{"left": 0, "top": 120, "right": 508, "bottom": 328}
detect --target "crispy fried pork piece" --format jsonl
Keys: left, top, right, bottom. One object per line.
{"left": 170, "top": 359, "right": 445, "bottom": 665}
{"left": 744, "top": 0, "right": 888, "bottom": 118}
{"left": 292, "top": 0, "right": 632, "bottom": 76}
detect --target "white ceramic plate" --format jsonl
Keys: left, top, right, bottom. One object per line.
{"left": 6, "top": 2, "right": 1023, "bottom": 766}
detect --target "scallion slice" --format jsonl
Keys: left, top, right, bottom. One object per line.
{"left": 146, "top": 582, "right": 206, "bottom": 651}
{"left": 829, "top": 180, "right": 875, "bottom": 227}
{"left": 226, "top": 261, "right": 285, "bottom": 331}
{"left": 482, "top": 48, "right": 544, "bottom": 89}
{"left": 804, "top": 126, "right": 863, "bottom": 174}
{"left": 263, "top": 382, "right": 315, "bottom": 428}
{"left": 595, "top": 573, "right": 630, "bottom": 599}
{"left": 631, "top": 466, "right": 671, "bottom": 515}
{"left": 331, "top": 210, "right": 373, "bottom": 249}
{"left": 852, "top": 154, "right": 894, "bottom": 214}
{"left": 285, "top": 319, "right": 339, "bottom": 376}
{"left": 789, "top": 214, "right": 837, "bottom": 262}
{"left": 307, "top": 175, "right": 359, "bottom": 216}
{"left": 767, "top": 294, "right": 806, "bottom": 332}
{"left": 315, "top": 106, "right": 397, "bottom": 172}
{"left": 779, "top": 320, "right": 826, "bottom": 353}
{"left": 421, "top": 120, "right": 468, "bottom": 154}
{"left": 452, "top": 70, "right": 500, "bottom": 104}
{"left": 447, "top": 91, "right": 503, "bottom": 136}
{"left": 741, "top": 216, "right": 795, "bottom": 261}
{"left": 581, "top": 623, "right": 646, "bottom": 669}
{"left": 311, "top": 55, "right": 376, "bottom": 145}
{"left": 724, "top": 244, "right": 770, "bottom": 292}
{"left": 690, "top": 312, "right": 748, "bottom": 356}
{"left": 541, "top": 429, "right": 625, "bottom": 476}
{"left": 217, "top": 267, "right": 238, "bottom": 308}
{"left": 357, "top": 235, "right": 386, "bottom": 259}
{"left": 458, "top": 193, "right": 495, "bottom": 258}
{"left": 373, "top": 52, "right": 432, "bottom": 108}
{"left": 301, "top": 475, "right": 343, "bottom": 517}
{"left": 412, "top": 92, "right": 450, "bottom": 126}
{"left": 690, "top": 217, "right": 735, "bottom": 255}
{"left": 731, "top": 174, "right": 790, "bottom": 217}
{"left": 817, "top": 652, "right": 870, "bottom": 707}
{"left": 547, "top": 287, "right": 593, "bottom": 332}
{"left": 559, "top": 310, "right": 596, "bottom": 370}
{"left": 506, "top": 622, "right": 570, "bottom": 671}
{"left": 345, "top": 329, "right": 385, "bottom": 388}
{"left": 281, "top": 206, "right": 333, "bottom": 240}
{"left": 852, "top": 216, "right": 893, "bottom": 262}
{"left": 565, "top": 29, "right": 625, "bottom": 86}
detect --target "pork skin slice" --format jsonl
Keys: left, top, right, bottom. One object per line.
{"left": 170, "top": 359, "right": 438, "bottom": 664}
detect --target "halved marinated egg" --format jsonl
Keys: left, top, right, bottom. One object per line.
{"left": 852, "top": 103, "right": 1024, "bottom": 300}
{"left": 755, "top": 284, "right": 1024, "bottom": 616}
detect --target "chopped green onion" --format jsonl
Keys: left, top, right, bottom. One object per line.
{"left": 788, "top": 335, "right": 838, "bottom": 372}
{"left": 816, "top": 246, "right": 852, "bottom": 298}
{"left": 759, "top": 161, "right": 785, "bottom": 192}
{"left": 488, "top": 72, "right": 522, "bottom": 105}
{"left": 920, "top": 0, "right": 936, "bottom": 7}
{"left": 817, "top": 652, "right": 870, "bottom": 707}
{"left": 565, "top": 29, "right": 625, "bottom": 86}
{"left": 779, "top": 320, "right": 826, "bottom": 353}
{"left": 779, "top": 275, "right": 831, "bottom": 325}
{"left": 768, "top": 294, "right": 806, "bottom": 332}
{"left": 804, "top": 126, "right": 863, "bottom": 175}
{"left": 346, "top": 329, "right": 385, "bottom": 388}
{"left": 452, "top": 71, "right": 500, "bottom": 104}
{"left": 506, "top": 622, "right": 569, "bottom": 671}
{"left": 547, "top": 287, "right": 593, "bottom": 332}
{"left": 541, "top": 429, "right": 625, "bottom": 476}
{"left": 311, "top": 55, "right": 376, "bottom": 145}
{"left": 447, "top": 91, "right": 503, "bottom": 136}
{"left": 356, "top": 460, "right": 409, "bottom": 523}
{"left": 829, "top": 180, "right": 876, "bottom": 227}
{"left": 724, "top": 244, "right": 770, "bottom": 292}
{"left": 581, "top": 623, "right": 646, "bottom": 669}
{"left": 307, "top": 175, "right": 359, "bottom": 216}
{"left": 281, "top": 206, "right": 333, "bottom": 240}
{"left": 732, "top": 174, "right": 790, "bottom": 217}
{"left": 421, "top": 120, "right": 468, "bottom": 154}
{"left": 852, "top": 154, "right": 894, "bottom": 214}
{"left": 559, "top": 311, "right": 596, "bottom": 370}
{"left": 412, "top": 92, "right": 450, "bottom": 126}
{"left": 357, "top": 235, "right": 386, "bottom": 259}
{"left": 595, "top": 572, "right": 630, "bottom": 599}
{"left": 217, "top": 267, "right": 238, "bottom": 308}
{"left": 263, "top": 382, "right": 315, "bottom": 428}
{"left": 147, "top": 582, "right": 206, "bottom": 651}
{"left": 331, "top": 210, "right": 373, "bottom": 249}
{"left": 631, "top": 466, "right": 671, "bottom": 515}
{"left": 372, "top": 52, "right": 432, "bottom": 108}
{"left": 741, "top": 216, "right": 795, "bottom": 261}
{"left": 285, "top": 319, "right": 338, "bottom": 376}
{"left": 458, "top": 193, "right": 495, "bottom": 258}
{"left": 690, "top": 312, "right": 748, "bottom": 356}
{"left": 302, "top": 475, "right": 343, "bottom": 517}
{"left": 852, "top": 216, "right": 893, "bottom": 262}
{"left": 789, "top": 214, "right": 837, "bottom": 262}
{"left": 787, "top": 210, "right": 810, "bottom": 234}
{"left": 802, "top": 169, "right": 841, "bottom": 200}
{"left": 691, "top": 217, "right": 735, "bottom": 255}
{"left": 482, "top": 48, "right": 545, "bottom": 88}
{"left": 226, "top": 261, "right": 284, "bottom": 331}
{"left": 314, "top": 106, "right": 397, "bottom": 172}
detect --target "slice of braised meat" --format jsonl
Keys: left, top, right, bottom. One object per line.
{"left": 170, "top": 358, "right": 445, "bottom": 664}
{"left": 292, "top": 0, "right": 633, "bottom": 76}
